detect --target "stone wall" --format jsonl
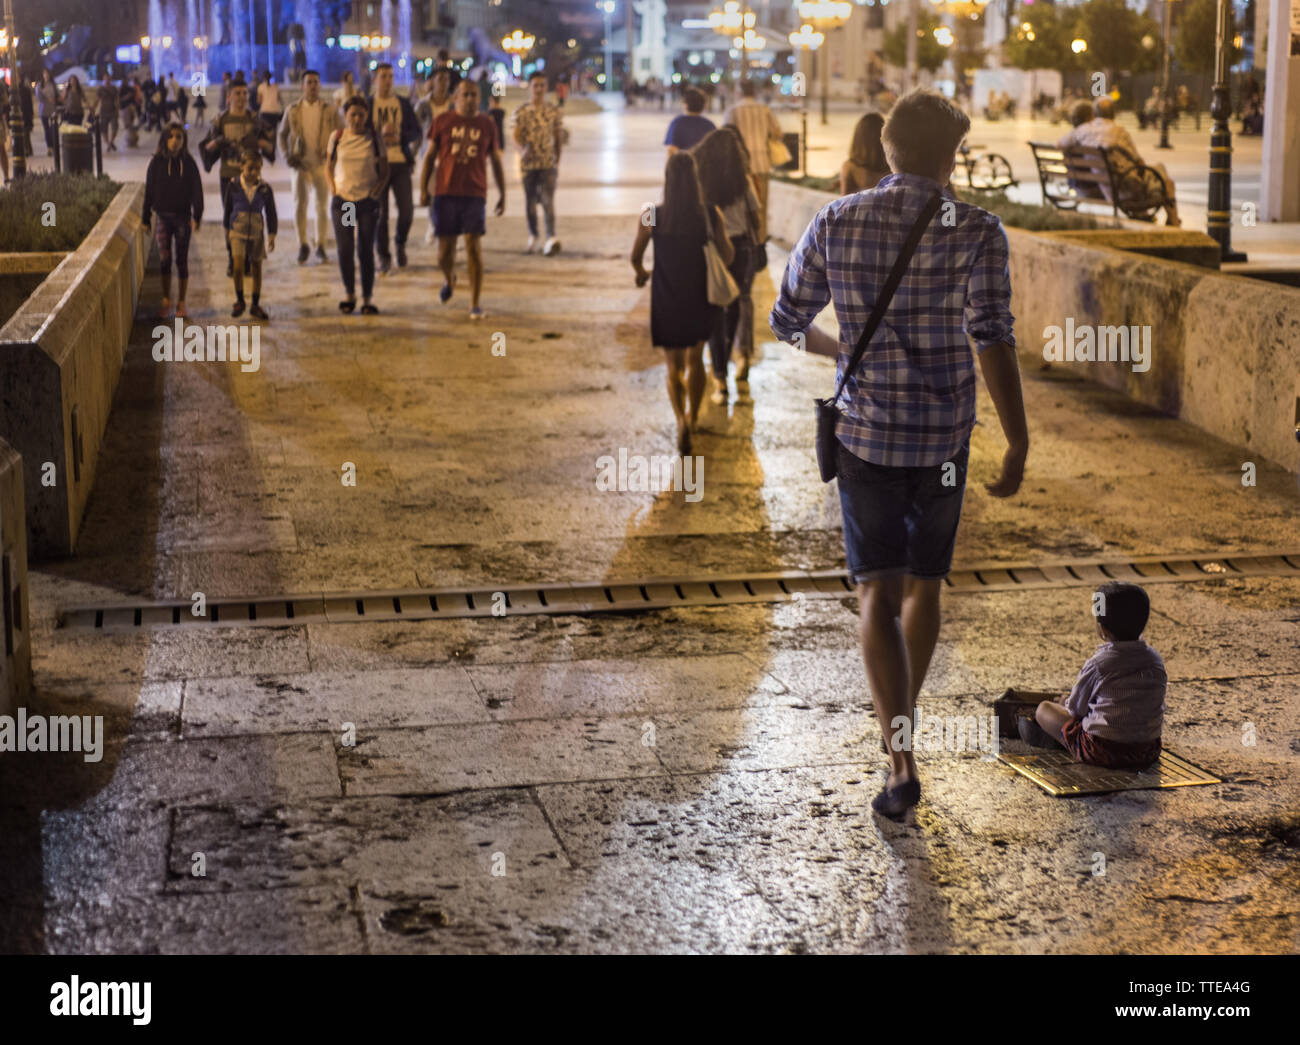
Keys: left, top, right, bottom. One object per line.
{"left": 0, "top": 183, "right": 148, "bottom": 559}
{"left": 0, "top": 438, "right": 31, "bottom": 717}
{"left": 766, "top": 178, "right": 1300, "bottom": 472}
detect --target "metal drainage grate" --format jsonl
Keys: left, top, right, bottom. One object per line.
{"left": 56, "top": 551, "right": 1300, "bottom": 633}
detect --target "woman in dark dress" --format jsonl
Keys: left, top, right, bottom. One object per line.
{"left": 631, "top": 151, "right": 733, "bottom": 454}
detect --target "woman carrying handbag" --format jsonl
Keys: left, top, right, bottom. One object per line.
{"left": 631, "top": 151, "right": 734, "bottom": 455}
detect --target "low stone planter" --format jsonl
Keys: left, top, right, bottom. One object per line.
{"left": 0, "top": 182, "right": 149, "bottom": 559}
{"left": 766, "top": 178, "right": 1300, "bottom": 472}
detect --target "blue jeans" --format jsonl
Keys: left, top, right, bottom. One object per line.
{"left": 522, "top": 167, "right": 557, "bottom": 238}
{"left": 331, "top": 195, "right": 379, "bottom": 300}
{"left": 836, "top": 438, "right": 970, "bottom": 582}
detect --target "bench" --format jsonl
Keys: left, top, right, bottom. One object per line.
{"left": 1028, "top": 140, "right": 1174, "bottom": 223}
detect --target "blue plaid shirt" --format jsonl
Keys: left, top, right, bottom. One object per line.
{"left": 770, "top": 173, "right": 1015, "bottom": 467}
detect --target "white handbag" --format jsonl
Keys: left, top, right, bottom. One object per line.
{"left": 703, "top": 240, "right": 740, "bottom": 307}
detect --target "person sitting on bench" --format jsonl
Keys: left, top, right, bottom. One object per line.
{"left": 1022, "top": 582, "right": 1167, "bottom": 771}
{"left": 1057, "top": 97, "right": 1181, "bottom": 226}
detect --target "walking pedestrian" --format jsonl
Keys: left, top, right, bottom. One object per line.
{"left": 416, "top": 69, "right": 454, "bottom": 243}
{"left": 96, "top": 78, "right": 119, "bottom": 151}
{"left": 630, "top": 151, "right": 734, "bottom": 454}
{"left": 333, "top": 70, "right": 358, "bottom": 117}
{"left": 769, "top": 89, "right": 1029, "bottom": 820}
{"left": 257, "top": 71, "right": 283, "bottom": 134}
{"left": 62, "top": 75, "right": 86, "bottom": 126}
{"left": 693, "top": 128, "right": 760, "bottom": 404}
{"left": 38, "top": 69, "right": 59, "bottom": 152}
{"left": 201, "top": 77, "right": 274, "bottom": 276}
{"left": 512, "top": 71, "right": 563, "bottom": 255}
{"left": 143, "top": 123, "right": 204, "bottom": 318}
{"left": 223, "top": 146, "right": 277, "bottom": 321}
{"left": 327, "top": 96, "right": 389, "bottom": 315}
{"left": 368, "top": 62, "right": 422, "bottom": 272}
{"left": 665, "top": 86, "right": 714, "bottom": 155}
{"left": 724, "top": 80, "right": 784, "bottom": 240}
{"left": 418, "top": 78, "right": 506, "bottom": 319}
{"left": 280, "top": 70, "right": 340, "bottom": 264}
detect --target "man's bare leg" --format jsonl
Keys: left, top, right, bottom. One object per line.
{"left": 901, "top": 575, "right": 943, "bottom": 705}
{"left": 465, "top": 234, "right": 483, "bottom": 308}
{"left": 859, "top": 576, "right": 916, "bottom": 788}
{"left": 437, "top": 235, "right": 457, "bottom": 296}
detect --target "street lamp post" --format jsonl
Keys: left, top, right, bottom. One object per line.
{"left": 1207, "top": 0, "right": 1245, "bottom": 261}
{"left": 788, "top": 23, "right": 823, "bottom": 176}
{"left": 599, "top": 1, "right": 615, "bottom": 93}
{"left": 708, "top": 2, "right": 756, "bottom": 92}
{"left": 798, "top": 1, "right": 850, "bottom": 126}
{"left": 1157, "top": 0, "right": 1182, "bottom": 150}
{"left": 2, "top": 1, "right": 26, "bottom": 178}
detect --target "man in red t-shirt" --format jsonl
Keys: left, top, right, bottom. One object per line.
{"left": 419, "top": 79, "right": 506, "bottom": 319}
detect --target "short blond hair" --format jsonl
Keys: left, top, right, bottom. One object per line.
{"left": 881, "top": 89, "right": 970, "bottom": 181}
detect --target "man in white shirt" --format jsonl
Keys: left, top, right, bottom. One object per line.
{"left": 280, "top": 70, "right": 341, "bottom": 263}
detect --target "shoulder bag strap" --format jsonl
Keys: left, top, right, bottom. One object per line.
{"left": 831, "top": 190, "right": 943, "bottom": 404}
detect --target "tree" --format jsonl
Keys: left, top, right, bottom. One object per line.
{"left": 1077, "top": 0, "right": 1161, "bottom": 76}
{"left": 1003, "top": 5, "right": 1081, "bottom": 72}
{"left": 882, "top": 13, "right": 948, "bottom": 74}
{"left": 1175, "top": 0, "right": 1242, "bottom": 73}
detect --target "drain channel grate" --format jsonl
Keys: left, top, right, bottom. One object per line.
{"left": 56, "top": 551, "right": 1300, "bottom": 633}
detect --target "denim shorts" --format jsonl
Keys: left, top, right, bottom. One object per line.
{"left": 432, "top": 194, "right": 486, "bottom": 238}
{"left": 836, "top": 439, "right": 969, "bottom": 582}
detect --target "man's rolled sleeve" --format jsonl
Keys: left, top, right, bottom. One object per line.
{"left": 769, "top": 209, "right": 831, "bottom": 344}
{"left": 963, "top": 218, "right": 1015, "bottom": 353}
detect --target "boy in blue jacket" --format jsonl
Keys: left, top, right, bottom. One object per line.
{"left": 223, "top": 146, "right": 278, "bottom": 320}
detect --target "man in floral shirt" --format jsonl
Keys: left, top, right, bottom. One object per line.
{"left": 511, "top": 71, "right": 564, "bottom": 255}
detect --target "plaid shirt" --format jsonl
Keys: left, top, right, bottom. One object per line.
{"left": 770, "top": 172, "right": 1015, "bottom": 467}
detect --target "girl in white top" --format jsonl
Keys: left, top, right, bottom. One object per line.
{"left": 326, "top": 97, "right": 389, "bottom": 314}
{"left": 257, "top": 75, "right": 282, "bottom": 121}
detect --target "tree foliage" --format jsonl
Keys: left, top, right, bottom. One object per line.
{"left": 1175, "top": 0, "right": 1242, "bottom": 73}
{"left": 883, "top": 12, "right": 949, "bottom": 73}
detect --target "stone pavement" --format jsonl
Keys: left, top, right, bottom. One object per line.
{"left": 2, "top": 116, "right": 1299, "bottom": 953}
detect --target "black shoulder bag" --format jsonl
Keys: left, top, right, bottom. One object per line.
{"left": 814, "top": 191, "right": 943, "bottom": 482}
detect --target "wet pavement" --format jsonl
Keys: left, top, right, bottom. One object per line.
{"left": 2, "top": 107, "right": 1299, "bottom": 954}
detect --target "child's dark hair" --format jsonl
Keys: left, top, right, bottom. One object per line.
{"left": 1094, "top": 582, "right": 1150, "bottom": 641}
{"left": 241, "top": 145, "right": 263, "bottom": 165}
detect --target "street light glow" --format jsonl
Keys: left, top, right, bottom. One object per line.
{"left": 1071, "top": 38, "right": 1088, "bottom": 54}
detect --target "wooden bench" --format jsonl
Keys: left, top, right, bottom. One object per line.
{"left": 1028, "top": 140, "right": 1174, "bottom": 223}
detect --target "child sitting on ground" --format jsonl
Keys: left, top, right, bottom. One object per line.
{"left": 223, "top": 146, "right": 277, "bottom": 320}
{"left": 1022, "top": 581, "right": 1166, "bottom": 770}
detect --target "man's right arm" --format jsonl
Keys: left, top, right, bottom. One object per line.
{"left": 967, "top": 220, "right": 1028, "bottom": 497}
{"left": 769, "top": 207, "right": 832, "bottom": 346}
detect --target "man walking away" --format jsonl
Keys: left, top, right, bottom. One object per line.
{"left": 420, "top": 79, "right": 506, "bottom": 319}
{"left": 664, "top": 86, "right": 715, "bottom": 155}
{"left": 281, "top": 70, "right": 341, "bottom": 264}
{"left": 769, "top": 89, "right": 1029, "bottom": 820}
{"left": 512, "top": 71, "right": 563, "bottom": 255}
{"left": 725, "top": 79, "right": 784, "bottom": 237}
{"left": 369, "top": 63, "right": 422, "bottom": 272}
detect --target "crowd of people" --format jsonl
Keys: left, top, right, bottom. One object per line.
{"left": 131, "top": 63, "right": 563, "bottom": 322}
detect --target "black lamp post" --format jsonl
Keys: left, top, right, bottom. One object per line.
{"left": 1206, "top": 0, "right": 1245, "bottom": 261}
{"left": 4, "top": 0, "right": 26, "bottom": 178}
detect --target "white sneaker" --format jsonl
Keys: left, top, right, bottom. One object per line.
{"left": 525, "top": 235, "right": 538, "bottom": 254}
{"left": 543, "top": 236, "right": 561, "bottom": 256}
{"left": 424, "top": 223, "right": 435, "bottom": 245}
